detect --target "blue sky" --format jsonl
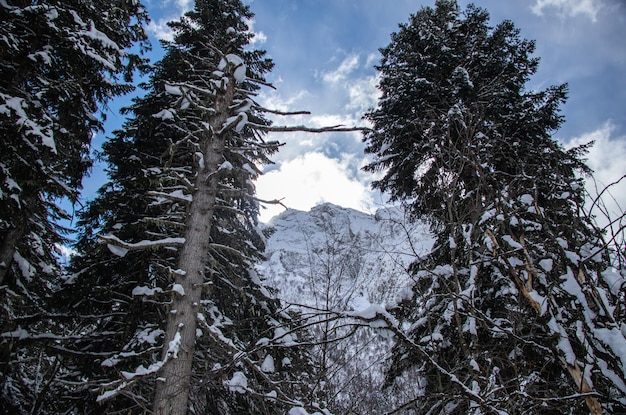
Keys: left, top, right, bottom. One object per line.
{"left": 88, "top": 0, "right": 626, "bottom": 225}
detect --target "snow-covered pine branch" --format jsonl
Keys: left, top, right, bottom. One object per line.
{"left": 99, "top": 234, "right": 185, "bottom": 257}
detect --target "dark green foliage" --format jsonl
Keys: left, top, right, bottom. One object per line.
{"left": 0, "top": 1, "right": 149, "bottom": 412}
{"left": 364, "top": 1, "right": 626, "bottom": 413}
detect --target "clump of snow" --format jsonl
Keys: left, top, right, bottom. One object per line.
{"left": 80, "top": 21, "right": 120, "bottom": 51}
{"left": 13, "top": 251, "right": 35, "bottom": 281}
{"left": 347, "top": 295, "right": 398, "bottom": 330}
{"left": 152, "top": 108, "right": 176, "bottom": 120}
{"left": 235, "top": 98, "right": 253, "bottom": 113}
{"left": 216, "top": 54, "right": 246, "bottom": 83}
{"left": 233, "top": 65, "right": 246, "bottom": 83}
{"left": 195, "top": 151, "right": 205, "bottom": 169}
{"left": 501, "top": 235, "right": 522, "bottom": 250}
{"left": 596, "top": 357, "right": 626, "bottom": 395}
{"left": 107, "top": 243, "right": 129, "bottom": 257}
{"left": 136, "top": 327, "right": 164, "bottom": 345}
{"left": 171, "top": 283, "right": 185, "bottom": 296}
{"left": 539, "top": 258, "right": 553, "bottom": 272}
{"left": 226, "top": 371, "right": 248, "bottom": 394}
{"left": 256, "top": 337, "right": 269, "bottom": 346}
{"left": 96, "top": 384, "right": 127, "bottom": 402}
{"left": 479, "top": 208, "right": 496, "bottom": 224}
{"left": 219, "top": 161, "right": 233, "bottom": 171}
{"left": 349, "top": 303, "right": 385, "bottom": 320}
{"left": 164, "top": 84, "right": 182, "bottom": 96}
{"left": 242, "top": 163, "right": 256, "bottom": 175}
{"left": 288, "top": 407, "right": 326, "bottom": 415}
{"left": 121, "top": 361, "right": 163, "bottom": 380}
{"left": 449, "top": 235, "right": 457, "bottom": 249}
{"left": 463, "top": 316, "right": 477, "bottom": 335}
{"left": 391, "top": 287, "right": 413, "bottom": 307}
{"left": 45, "top": 7, "right": 59, "bottom": 20}
{"left": 288, "top": 407, "right": 309, "bottom": 415}
{"left": 601, "top": 268, "right": 626, "bottom": 296}
{"left": 101, "top": 357, "right": 120, "bottom": 367}
{"left": 1, "top": 327, "right": 30, "bottom": 340}
{"left": 261, "top": 355, "right": 275, "bottom": 373}
{"left": 594, "top": 327, "right": 626, "bottom": 378}
{"left": 519, "top": 194, "right": 534, "bottom": 205}
{"left": 4, "top": 177, "right": 21, "bottom": 193}
{"left": 273, "top": 326, "right": 297, "bottom": 346}
{"left": 167, "top": 332, "right": 182, "bottom": 359}
{"left": 564, "top": 250, "right": 580, "bottom": 265}
{"left": 547, "top": 317, "right": 577, "bottom": 366}
{"left": 528, "top": 290, "right": 548, "bottom": 316}
{"left": 225, "top": 53, "right": 244, "bottom": 67}
{"left": 132, "top": 286, "right": 163, "bottom": 296}
{"left": 235, "top": 111, "right": 248, "bottom": 131}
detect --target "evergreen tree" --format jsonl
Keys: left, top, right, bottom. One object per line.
{"left": 363, "top": 1, "right": 626, "bottom": 413}
{"left": 62, "top": 1, "right": 324, "bottom": 413}
{"left": 0, "top": 1, "right": 148, "bottom": 412}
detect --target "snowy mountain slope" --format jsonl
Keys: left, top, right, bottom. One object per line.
{"left": 256, "top": 203, "right": 434, "bottom": 413}
{"left": 259, "top": 203, "right": 433, "bottom": 308}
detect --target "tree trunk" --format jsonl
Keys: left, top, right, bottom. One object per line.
{"left": 152, "top": 71, "right": 235, "bottom": 415}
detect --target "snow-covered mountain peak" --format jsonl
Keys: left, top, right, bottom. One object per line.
{"left": 258, "top": 202, "right": 434, "bottom": 310}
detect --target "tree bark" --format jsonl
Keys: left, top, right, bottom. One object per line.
{"left": 152, "top": 69, "right": 235, "bottom": 415}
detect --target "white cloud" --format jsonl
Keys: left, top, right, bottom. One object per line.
{"left": 259, "top": 88, "right": 309, "bottom": 114}
{"left": 145, "top": 0, "right": 195, "bottom": 40}
{"left": 564, "top": 122, "right": 626, "bottom": 229}
{"left": 245, "top": 18, "right": 267, "bottom": 44}
{"left": 257, "top": 88, "right": 366, "bottom": 162}
{"left": 251, "top": 31, "right": 267, "bottom": 44}
{"left": 255, "top": 152, "right": 373, "bottom": 223}
{"left": 147, "top": 19, "right": 175, "bottom": 41}
{"left": 346, "top": 73, "right": 380, "bottom": 113}
{"left": 322, "top": 54, "right": 360, "bottom": 84}
{"left": 309, "top": 52, "right": 380, "bottom": 118}
{"left": 178, "top": 0, "right": 193, "bottom": 9}
{"left": 531, "top": 0, "right": 604, "bottom": 21}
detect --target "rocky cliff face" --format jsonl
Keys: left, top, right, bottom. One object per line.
{"left": 257, "top": 203, "right": 434, "bottom": 413}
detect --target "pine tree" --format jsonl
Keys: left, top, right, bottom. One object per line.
{"left": 363, "top": 1, "right": 626, "bottom": 413}
{"left": 62, "top": 1, "right": 330, "bottom": 413}
{"left": 0, "top": 1, "right": 148, "bottom": 412}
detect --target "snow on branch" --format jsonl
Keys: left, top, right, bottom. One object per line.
{"left": 147, "top": 190, "right": 193, "bottom": 204}
{"left": 197, "top": 316, "right": 309, "bottom": 409}
{"left": 248, "top": 123, "right": 369, "bottom": 134}
{"left": 100, "top": 234, "right": 185, "bottom": 257}
{"left": 256, "top": 107, "right": 311, "bottom": 116}
{"left": 287, "top": 301, "right": 492, "bottom": 412}
{"left": 253, "top": 196, "right": 287, "bottom": 209}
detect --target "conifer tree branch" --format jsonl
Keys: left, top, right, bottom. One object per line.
{"left": 249, "top": 123, "right": 370, "bottom": 133}
{"left": 99, "top": 234, "right": 185, "bottom": 251}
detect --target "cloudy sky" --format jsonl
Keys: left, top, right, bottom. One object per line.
{"left": 90, "top": 0, "right": 626, "bottom": 225}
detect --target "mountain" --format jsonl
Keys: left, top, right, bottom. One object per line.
{"left": 257, "top": 203, "right": 434, "bottom": 413}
